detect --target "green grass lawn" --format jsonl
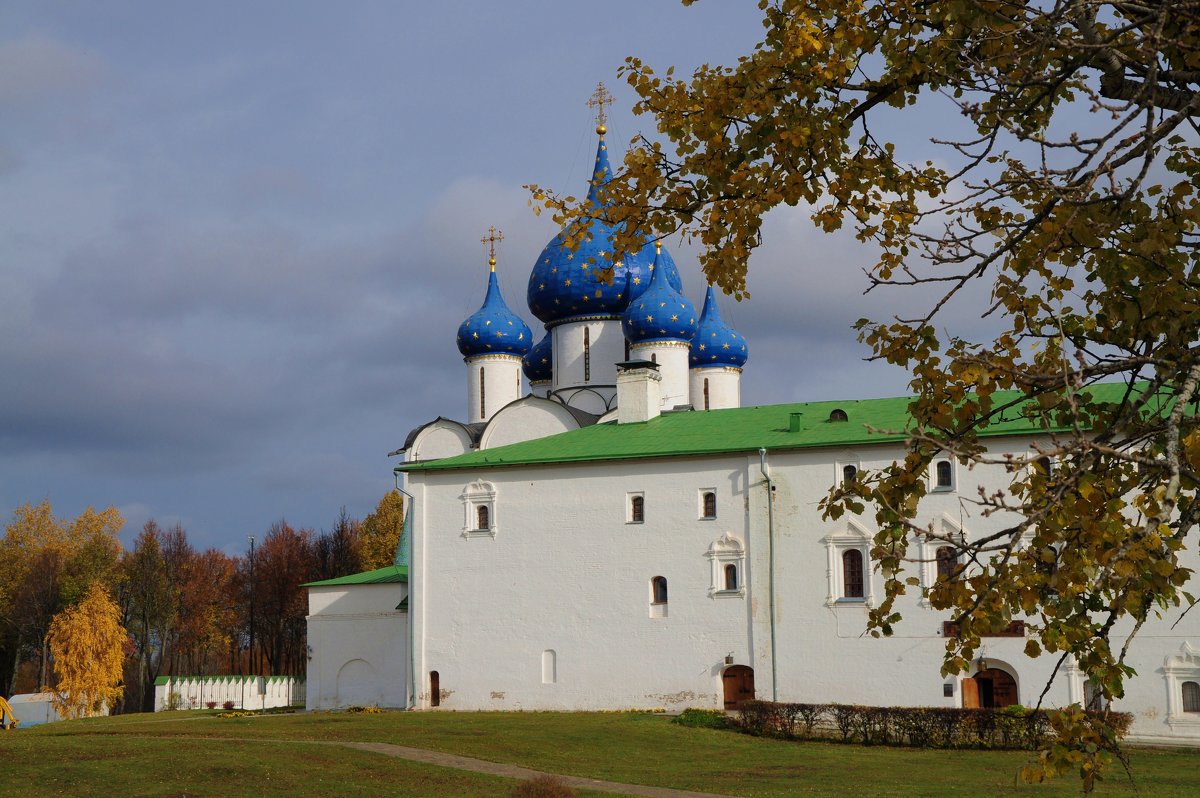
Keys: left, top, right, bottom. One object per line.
{"left": 3, "top": 709, "right": 1198, "bottom": 797}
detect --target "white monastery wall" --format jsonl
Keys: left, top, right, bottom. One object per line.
{"left": 409, "top": 432, "right": 1200, "bottom": 741}
{"left": 412, "top": 456, "right": 753, "bottom": 710}
{"left": 306, "top": 583, "right": 409, "bottom": 710}
{"left": 154, "top": 675, "right": 303, "bottom": 711}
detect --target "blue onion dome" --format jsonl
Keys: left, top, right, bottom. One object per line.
{"left": 527, "top": 130, "right": 683, "bottom": 325}
{"left": 456, "top": 262, "right": 533, "bottom": 360}
{"left": 690, "top": 285, "right": 749, "bottom": 368}
{"left": 523, "top": 330, "right": 553, "bottom": 382}
{"left": 622, "top": 244, "right": 698, "bottom": 344}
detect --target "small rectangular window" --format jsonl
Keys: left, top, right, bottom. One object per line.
{"left": 700, "top": 490, "right": 717, "bottom": 519}
{"left": 842, "top": 549, "right": 864, "bottom": 599}
{"left": 934, "top": 459, "right": 953, "bottom": 490}
{"left": 628, "top": 493, "right": 645, "bottom": 524}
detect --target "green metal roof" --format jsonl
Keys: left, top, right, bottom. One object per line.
{"left": 398, "top": 383, "right": 1149, "bottom": 474}
{"left": 303, "top": 564, "right": 408, "bottom": 587}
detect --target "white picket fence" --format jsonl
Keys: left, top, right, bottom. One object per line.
{"left": 153, "top": 675, "right": 305, "bottom": 711}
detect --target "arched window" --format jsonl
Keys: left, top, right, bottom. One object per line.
{"left": 1184, "top": 681, "right": 1200, "bottom": 712}
{"left": 935, "top": 546, "right": 957, "bottom": 580}
{"left": 829, "top": 408, "right": 848, "bottom": 422}
{"left": 430, "top": 671, "right": 440, "bottom": 707}
{"left": 842, "top": 464, "right": 858, "bottom": 485}
{"left": 476, "top": 505, "right": 489, "bottom": 530}
{"left": 842, "top": 549, "right": 864, "bottom": 598}
{"left": 651, "top": 352, "right": 657, "bottom": 363}
{"left": 583, "top": 328, "right": 591, "bottom": 382}
{"left": 703, "top": 378, "right": 710, "bottom": 410}
{"left": 630, "top": 495, "right": 645, "bottom": 523}
{"left": 479, "top": 366, "right": 485, "bottom": 418}
{"left": 702, "top": 491, "right": 717, "bottom": 519}
{"left": 935, "top": 460, "right": 953, "bottom": 488}
{"left": 651, "top": 576, "right": 668, "bottom": 604}
{"left": 724, "top": 563, "right": 738, "bottom": 591}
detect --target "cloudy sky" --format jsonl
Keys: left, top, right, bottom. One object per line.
{"left": 1, "top": 2, "right": 968, "bottom": 554}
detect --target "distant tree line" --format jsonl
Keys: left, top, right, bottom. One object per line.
{"left": 0, "top": 491, "right": 404, "bottom": 712}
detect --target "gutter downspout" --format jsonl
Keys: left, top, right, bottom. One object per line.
{"left": 759, "top": 448, "right": 779, "bottom": 702}
{"left": 394, "top": 472, "right": 416, "bottom": 711}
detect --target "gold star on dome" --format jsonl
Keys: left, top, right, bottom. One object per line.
{"left": 518, "top": 332, "right": 525, "bottom": 340}
{"left": 722, "top": 343, "right": 730, "bottom": 350}
{"left": 670, "top": 314, "right": 678, "bottom": 322}
{"left": 539, "top": 283, "right": 545, "bottom": 290}
{"left": 594, "top": 289, "right": 602, "bottom": 297}
{"left": 551, "top": 267, "right": 558, "bottom": 274}
{"left": 496, "top": 331, "right": 505, "bottom": 337}
{"left": 659, "top": 302, "right": 666, "bottom": 308}
{"left": 645, "top": 314, "right": 654, "bottom": 322}
{"left": 631, "top": 277, "right": 641, "bottom": 286}
{"left": 566, "top": 253, "right": 574, "bottom": 260}
{"left": 506, "top": 320, "right": 513, "bottom": 326}
{"left": 485, "top": 320, "right": 491, "bottom": 326}
{"left": 581, "top": 295, "right": 589, "bottom": 301}
{"left": 472, "top": 332, "right": 479, "bottom": 339}
{"left": 698, "top": 344, "right": 706, "bottom": 351}
{"left": 564, "top": 279, "right": 572, "bottom": 286}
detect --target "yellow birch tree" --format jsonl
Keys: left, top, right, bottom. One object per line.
{"left": 360, "top": 490, "right": 405, "bottom": 570}
{"left": 46, "top": 581, "right": 127, "bottom": 719}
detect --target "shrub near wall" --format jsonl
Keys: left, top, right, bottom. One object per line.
{"left": 736, "top": 701, "right": 1132, "bottom": 750}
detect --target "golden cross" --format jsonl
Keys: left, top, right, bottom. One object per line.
{"left": 481, "top": 226, "right": 504, "bottom": 271}
{"left": 587, "top": 81, "right": 614, "bottom": 132}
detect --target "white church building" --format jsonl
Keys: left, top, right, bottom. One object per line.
{"left": 306, "top": 106, "right": 1200, "bottom": 745}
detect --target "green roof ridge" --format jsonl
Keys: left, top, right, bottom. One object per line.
{"left": 397, "top": 385, "right": 1144, "bottom": 474}
{"left": 303, "top": 564, "right": 409, "bottom": 587}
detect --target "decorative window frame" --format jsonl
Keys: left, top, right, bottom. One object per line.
{"left": 822, "top": 518, "right": 874, "bottom": 607}
{"left": 1163, "top": 642, "right": 1200, "bottom": 730}
{"left": 627, "top": 492, "right": 645, "bottom": 524}
{"left": 699, "top": 488, "right": 718, "bottom": 520}
{"left": 459, "top": 480, "right": 497, "bottom": 539}
{"left": 706, "top": 533, "right": 746, "bottom": 598}
{"left": 835, "top": 451, "right": 861, "bottom": 487}
{"left": 917, "top": 514, "right": 966, "bottom": 601}
{"left": 930, "top": 457, "right": 956, "bottom": 492}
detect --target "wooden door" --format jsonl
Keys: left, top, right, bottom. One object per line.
{"left": 962, "top": 677, "right": 980, "bottom": 709}
{"left": 977, "top": 668, "right": 1017, "bottom": 708}
{"left": 722, "top": 665, "right": 755, "bottom": 709}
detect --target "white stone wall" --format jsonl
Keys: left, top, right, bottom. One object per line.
{"left": 466, "top": 354, "right": 524, "bottom": 424}
{"left": 408, "top": 435, "right": 1200, "bottom": 742}
{"left": 306, "top": 582, "right": 409, "bottom": 710}
{"left": 478, "top": 397, "right": 582, "bottom": 450}
{"left": 551, "top": 318, "right": 624, "bottom": 400}
{"left": 153, "top": 675, "right": 304, "bottom": 711}
{"left": 689, "top": 367, "right": 741, "bottom": 410}
{"left": 630, "top": 341, "right": 690, "bottom": 409}
{"left": 412, "top": 456, "right": 754, "bottom": 711}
